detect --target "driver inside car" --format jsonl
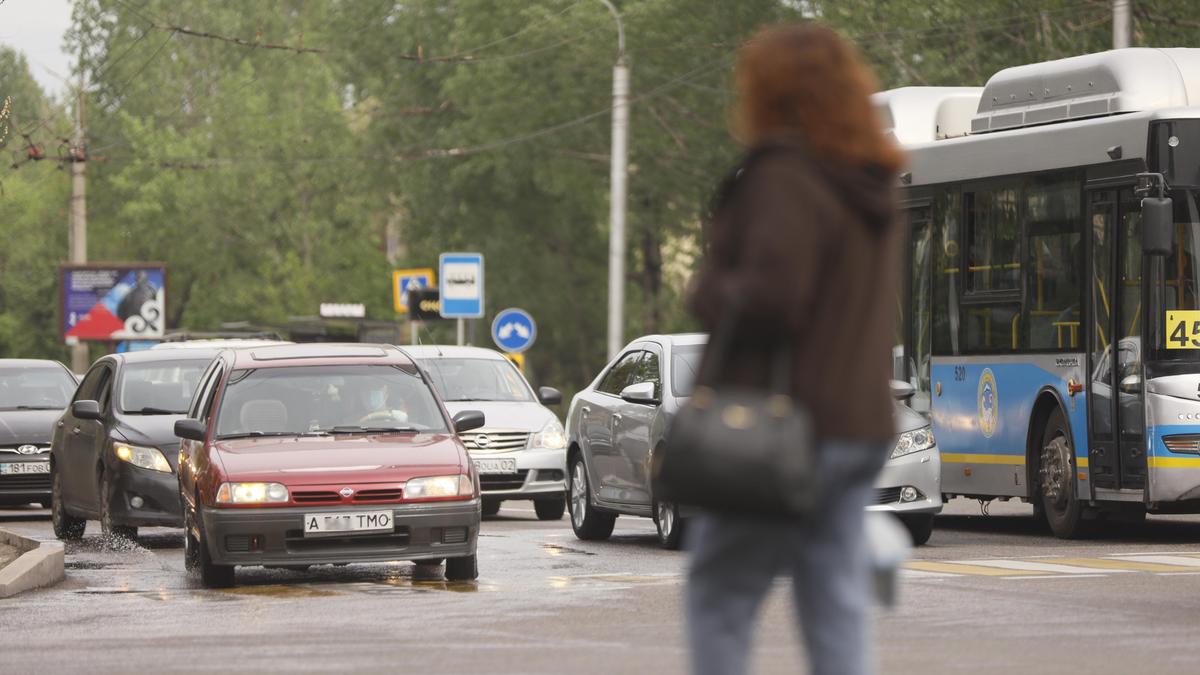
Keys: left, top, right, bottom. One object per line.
{"left": 356, "top": 382, "right": 409, "bottom": 426}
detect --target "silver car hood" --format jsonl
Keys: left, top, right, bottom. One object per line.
{"left": 440, "top": 400, "right": 558, "bottom": 432}
{"left": 893, "top": 403, "right": 927, "bottom": 435}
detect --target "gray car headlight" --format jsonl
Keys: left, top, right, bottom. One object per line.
{"left": 891, "top": 425, "right": 935, "bottom": 459}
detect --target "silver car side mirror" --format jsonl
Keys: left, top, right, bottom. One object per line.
{"left": 889, "top": 380, "right": 916, "bottom": 401}
{"left": 619, "top": 381, "right": 658, "bottom": 405}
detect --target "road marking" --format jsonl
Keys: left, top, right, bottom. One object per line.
{"left": 1005, "top": 574, "right": 1108, "bottom": 580}
{"left": 1106, "top": 554, "right": 1200, "bottom": 568}
{"left": 954, "top": 559, "right": 1131, "bottom": 575}
{"left": 905, "top": 561, "right": 1041, "bottom": 576}
{"left": 1045, "top": 558, "right": 1197, "bottom": 573}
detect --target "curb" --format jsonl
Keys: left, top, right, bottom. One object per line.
{"left": 0, "top": 528, "right": 65, "bottom": 598}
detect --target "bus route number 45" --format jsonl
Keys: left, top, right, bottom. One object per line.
{"left": 1167, "top": 311, "right": 1200, "bottom": 349}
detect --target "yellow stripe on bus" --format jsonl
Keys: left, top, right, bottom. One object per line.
{"left": 939, "top": 454, "right": 1090, "bottom": 468}
{"left": 1147, "top": 456, "right": 1200, "bottom": 468}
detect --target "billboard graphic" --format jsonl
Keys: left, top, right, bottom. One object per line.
{"left": 61, "top": 265, "right": 166, "bottom": 342}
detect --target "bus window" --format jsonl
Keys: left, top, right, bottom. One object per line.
{"left": 1025, "top": 176, "right": 1083, "bottom": 350}
{"left": 965, "top": 185, "right": 1021, "bottom": 293}
{"left": 932, "top": 190, "right": 961, "bottom": 355}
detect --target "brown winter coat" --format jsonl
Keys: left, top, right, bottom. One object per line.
{"left": 687, "top": 140, "right": 903, "bottom": 443}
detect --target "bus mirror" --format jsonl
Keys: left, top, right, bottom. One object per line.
{"left": 1142, "top": 197, "right": 1174, "bottom": 256}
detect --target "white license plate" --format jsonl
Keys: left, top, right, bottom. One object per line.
{"left": 474, "top": 458, "right": 517, "bottom": 474}
{"left": 303, "top": 510, "right": 393, "bottom": 536}
{"left": 0, "top": 462, "right": 49, "bottom": 475}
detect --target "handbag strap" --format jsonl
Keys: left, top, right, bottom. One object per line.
{"left": 700, "top": 305, "right": 794, "bottom": 397}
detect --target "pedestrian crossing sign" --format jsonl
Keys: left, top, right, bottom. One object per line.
{"left": 393, "top": 268, "right": 435, "bottom": 314}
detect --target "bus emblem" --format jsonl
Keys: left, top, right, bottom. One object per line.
{"left": 978, "top": 369, "right": 999, "bottom": 438}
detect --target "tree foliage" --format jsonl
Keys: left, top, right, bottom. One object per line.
{"left": 1, "top": 0, "right": 1199, "bottom": 392}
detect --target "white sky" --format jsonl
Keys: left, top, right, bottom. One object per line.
{"left": 0, "top": 0, "right": 75, "bottom": 100}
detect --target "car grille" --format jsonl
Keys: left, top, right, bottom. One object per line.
{"left": 291, "top": 487, "right": 405, "bottom": 505}
{"left": 460, "top": 430, "right": 530, "bottom": 453}
{"left": 0, "top": 446, "right": 50, "bottom": 455}
{"left": 480, "top": 470, "right": 529, "bottom": 491}
{"left": 0, "top": 474, "right": 51, "bottom": 491}
{"left": 874, "top": 487, "right": 901, "bottom": 505}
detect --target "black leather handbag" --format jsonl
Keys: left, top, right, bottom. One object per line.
{"left": 652, "top": 323, "right": 818, "bottom": 519}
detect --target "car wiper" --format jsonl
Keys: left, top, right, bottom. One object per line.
{"left": 216, "top": 431, "right": 300, "bottom": 440}
{"left": 444, "top": 398, "right": 492, "bottom": 402}
{"left": 324, "top": 425, "right": 421, "bottom": 434}
{"left": 13, "top": 405, "right": 62, "bottom": 411}
{"left": 127, "top": 407, "right": 182, "bottom": 415}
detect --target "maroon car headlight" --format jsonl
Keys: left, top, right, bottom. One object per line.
{"left": 215, "top": 482, "right": 290, "bottom": 505}
{"left": 405, "top": 475, "right": 474, "bottom": 500}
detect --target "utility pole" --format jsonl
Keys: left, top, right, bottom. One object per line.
{"left": 1113, "top": 0, "right": 1132, "bottom": 49}
{"left": 69, "top": 76, "right": 89, "bottom": 373}
{"left": 601, "top": 0, "right": 629, "bottom": 360}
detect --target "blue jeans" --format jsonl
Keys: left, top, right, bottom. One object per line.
{"left": 685, "top": 439, "right": 887, "bottom": 675}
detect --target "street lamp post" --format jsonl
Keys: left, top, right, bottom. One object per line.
{"left": 600, "top": 0, "right": 629, "bottom": 360}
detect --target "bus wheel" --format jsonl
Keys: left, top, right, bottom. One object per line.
{"left": 1039, "top": 408, "right": 1088, "bottom": 539}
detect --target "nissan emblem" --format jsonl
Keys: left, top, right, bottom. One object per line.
{"left": 339, "top": 487, "right": 354, "bottom": 498}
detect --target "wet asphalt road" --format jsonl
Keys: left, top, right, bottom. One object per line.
{"left": 4, "top": 500, "right": 1200, "bottom": 674}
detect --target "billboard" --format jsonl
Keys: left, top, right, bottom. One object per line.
{"left": 61, "top": 264, "right": 166, "bottom": 342}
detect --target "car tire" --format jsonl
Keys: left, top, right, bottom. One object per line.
{"left": 900, "top": 513, "right": 934, "bottom": 546}
{"left": 1038, "top": 408, "right": 1090, "bottom": 539}
{"left": 568, "top": 455, "right": 615, "bottom": 541}
{"left": 445, "top": 554, "right": 479, "bottom": 581}
{"left": 654, "top": 499, "right": 685, "bottom": 550}
{"left": 190, "top": 502, "right": 235, "bottom": 588}
{"left": 481, "top": 498, "right": 501, "bottom": 517}
{"left": 534, "top": 497, "right": 566, "bottom": 521}
{"left": 51, "top": 467, "right": 85, "bottom": 541}
{"left": 99, "top": 473, "right": 137, "bottom": 543}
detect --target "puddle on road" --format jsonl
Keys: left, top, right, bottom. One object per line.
{"left": 546, "top": 573, "right": 682, "bottom": 590}
{"left": 64, "top": 561, "right": 114, "bottom": 570}
{"left": 216, "top": 584, "right": 340, "bottom": 599}
{"left": 541, "top": 543, "right": 597, "bottom": 557}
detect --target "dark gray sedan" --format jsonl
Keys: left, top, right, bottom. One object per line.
{"left": 565, "top": 334, "right": 705, "bottom": 549}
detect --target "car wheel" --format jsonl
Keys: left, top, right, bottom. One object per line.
{"left": 99, "top": 473, "right": 138, "bottom": 543}
{"left": 191, "top": 503, "right": 235, "bottom": 588}
{"left": 899, "top": 513, "right": 934, "bottom": 546}
{"left": 444, "top": 554, "right": 479, "bottom": 581}
{"left": 534, "top": 497, "right": 566, "bottom": 521}
{"left": 1039, "top": 408, "right": 1090, "bottom": 539}
{"left": 51, "top": 467, "right": 85, "bottom": 540}
{"left": 654, "top": 499, "right": 685, "bottom": 550}
{"left": 481, "top": 498, "right": 501, "bottom": 517}
{"left": 568, "top": 456, "right": 615, "bottom": 540}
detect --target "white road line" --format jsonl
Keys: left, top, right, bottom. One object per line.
{"left": 951, "top": 559, "right": 1132, "bottom": 575}
{"left": 1005, "top": 574, "right": 1108, "bottom": 580}
{"left": 1106, "top": 554, "right": 1200, "bottom": 568}
{"left": 899, "top": 569, "right": 956, "bottom": 579}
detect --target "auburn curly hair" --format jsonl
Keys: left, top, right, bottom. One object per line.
{"left": 733, "top": 22, "right": 904, "bottom": 172}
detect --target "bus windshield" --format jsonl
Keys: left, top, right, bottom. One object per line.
{"left": 1152, "top": 188, "right": 1200, "bottom": 363}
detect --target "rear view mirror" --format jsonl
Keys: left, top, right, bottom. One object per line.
{"left": 890, "top": 380, "right": 916, "bottom": 401}
{"left": 620, "top": 381, "right": 658, "bottom": 405}
{"left": 538, "top": 387, "right": 563, "bottom": 406}
{"left": 174, "top": 419, "right": 207, "bottom": 442}
{"left": 1142, "top": 197, "right": 1174, "bottom": 256}
{"left": 1119, "top": 374, "right": 1143, "bottom": 395}
{"left": 452, "top": 410, "right": 485, "bottom": 434}
{"left": 72, "top": 400, "right": 102, "bottom": 420}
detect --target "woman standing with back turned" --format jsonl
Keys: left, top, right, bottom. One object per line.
{"left": 684, "top": 22, "right": 905, "bottom": 675}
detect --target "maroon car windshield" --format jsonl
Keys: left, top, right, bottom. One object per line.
{"left": 214, "top": 365, "right": 448, "bottom": 439}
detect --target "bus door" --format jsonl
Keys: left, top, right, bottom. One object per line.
{"left": 1087, "top": 189, "right": 1148, "bottom": 490}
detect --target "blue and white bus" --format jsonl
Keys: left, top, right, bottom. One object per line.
{"left": 880, "top": 48, "right": 1200, "bottom": 537}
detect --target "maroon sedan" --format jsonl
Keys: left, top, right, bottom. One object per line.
{"left": 174, "top": 344, "right": 485, "bottom": 588}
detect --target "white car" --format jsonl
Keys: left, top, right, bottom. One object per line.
{"left": 404, "top": 346, "right": 568, "bottom": 520}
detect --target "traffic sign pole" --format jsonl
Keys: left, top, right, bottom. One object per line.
{"left": 457, "top": 318, "right": 465, "bottom": 346}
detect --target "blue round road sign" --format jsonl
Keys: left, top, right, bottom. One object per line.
{"left": 492, "top": 308, "right": 536, "bottom": 354}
